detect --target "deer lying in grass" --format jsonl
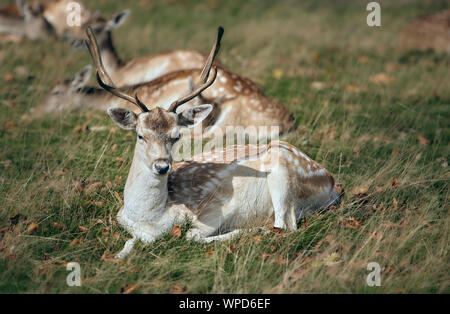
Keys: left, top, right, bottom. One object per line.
{"left": 70, "top": 9, "right": 225, "bottom": 87}
{"left": 0, "top": 0, "right": 93, "bottom": 40}
{"left": 31, "top": 27, "right": 295, "bottom": 137}
{"left": 399, "top": 10, "right": 450, "bottom": 53}
{"left": 0, "top": 0, "right": 56, "bottom": 41}
{"left": 86, "top": 27, "right": 339, "bottom": 258}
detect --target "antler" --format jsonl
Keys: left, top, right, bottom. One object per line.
{"left": 85, "top": 26, "right": 149, "bottom": 112}
{"left": 167, "top": 26, "right": 224, "bottom": 112}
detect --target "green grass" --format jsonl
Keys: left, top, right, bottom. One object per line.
{"left": 0, "top": 0, "right": 449, "bottom": 293}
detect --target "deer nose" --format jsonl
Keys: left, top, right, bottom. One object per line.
{"left": 153, "top": 159, "right": 171, "bottom": 175}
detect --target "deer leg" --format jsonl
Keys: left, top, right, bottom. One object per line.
{"left": 115, "top": 236, "right": 137, "bottom": 259}
{"left": 267, "top": 168, "right": 297, "bottom": 230}
{"left": 200, "top": 229, "right": 243, "bottom": 243}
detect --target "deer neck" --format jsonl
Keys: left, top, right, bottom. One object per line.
{"left": 99, "top": 33, "right": 125, "bottom": 76}
{"left": 122, "top": 146, "right": 169, "bottom": 223}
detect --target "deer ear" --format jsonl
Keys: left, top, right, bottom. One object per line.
{"left": 71, "top": 65, "right": 92, "bottom": 89}
{"left": 106, "top": 10, "right": 130, "bottom": 31}
{"left": 177, "top": 104, "right": 213, "bottom": 128}
{"left": 107, "top": 107, "right": 137, "bottom": 130}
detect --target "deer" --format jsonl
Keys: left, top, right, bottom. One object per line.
{"left": 31, "top": 27, "right": 295, "bottom": 137}
{"left": 0, "top": 0, "right": 94, "bottom": 40}
{"left": 0, "top": 0, "right": 57, "bottom": 42}
{"left": 70, "top": 9, "right": 225, "bottom": 87}
{"left": 398, "top": 10, "right": 450, "bottom": 53}
{"left": 85, "top": 27, "right": 339, "bottom": 259}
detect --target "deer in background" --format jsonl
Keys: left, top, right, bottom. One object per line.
{"left": 399, "top": 10, "right": 450, "bottom": 53}
{"left": 31, "top": 27, "right": 295, "bottom": 137}
{"left": 0, "top": 0, "right": 56, "bottom": 42}
{"left": 0, "top": 0, "right": 94, "bottom": 40}
{"left": 70, "top": 9, "right": 225, "bottom": 87}
{"left": 86, "top": 26, "right": 338, "bottom": 258}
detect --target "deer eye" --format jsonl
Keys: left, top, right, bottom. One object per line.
{"left": 138, "top": 134, "right": 144, "bottom": 140}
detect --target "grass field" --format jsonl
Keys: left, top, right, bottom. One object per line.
{"left": 0, "top": 0, "right": 449, "bottom": 293}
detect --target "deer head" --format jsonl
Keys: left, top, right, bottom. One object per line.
{"left": 21, "top": 0, "right": 57, "bottom": 41}
{"left": 86, "top": 26, "right": 223, "bottom": 175}
{"left": 71, "top": 10, "right": 130, "bottom": 50}
{"left": 31, "top": 65, "right": 93, "bottom": 117}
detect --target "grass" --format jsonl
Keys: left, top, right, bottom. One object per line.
{"left": 0, "top": 0, "right": 449, "bottom": 293}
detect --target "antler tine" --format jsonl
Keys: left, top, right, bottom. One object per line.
{"left": 167, "top": 67, "right": 217, "bottom": 112}
{"left": 86, "top": 27, "right": 149, "bottom": 112}
{"left": 199, "top": 26, "right": 224, "bottom": 84}
{"left": 168, "top": 26, "right": 223, "bottom": 112}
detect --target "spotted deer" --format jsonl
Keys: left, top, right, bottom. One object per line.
{"left": 31, "top": 27, "right": 295, "bottom": 137}
{"left": 70, "top": 9, "right": 225, "bottom": 87}
{"left": 0, "top": 0, "right": 94, "bottom": 39}
{"left": 0, "top": 0, "right": 56, "bottom": 41}
{"left": 85, "top": 27, "right": 338, "bottom": 258}
{"left": 399, "top": 10, "right": 450, "bottom": 53}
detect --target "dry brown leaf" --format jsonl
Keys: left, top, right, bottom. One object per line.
{"left": 52, "top": 222, "right": 66, "bottom": 229}
{"left": 417, "top": 135, "right": 430, "bottom": 146}
{"left": 252, "top": 235, "right": 261, "bottom": 244}
{"left": 27, "top": 222, "right": 38, "bottom": 233}
{"left": 69, "top": 238, "right": 81, "bottom": 247}
{"left": 4, "top": 74, "right": 14, "bottom": 82}
{"left": 122, "top": 284, "right": 138, "bottom": 294}
{"left": 342, "top": 217, "right": 360, "bottom": 229}
{"left": 114, "top": 191, "right": 123, "bottom": 204}
{"left": 204, "top": 247, "right": 215, "bottom": 257}
{"left": 353, "top": 186, "right": 369, "bottom": 196}
{"left": 393, "top": 197, "right": 399, "bottom": 209}
{"left": 311, "top": 81, "right": 326, "bottom": 90}
{"left": 53, "top": 168, "right": 69, "bottom": 176}
{"left": 78, "top": 225, "right": 88, "bottom": 232}
{"left": 170, "top": 224, "right": 182, "bottom": 237}
{"left": 369, "top": 73, "right": 395, "bottom": 84}
{"left": 170, "top": 285, "right": 186, "bottom": 294}
{"left": 391, "top": 178, "right": 400, "bottom": 188}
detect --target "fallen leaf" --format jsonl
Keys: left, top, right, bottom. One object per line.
{"left": 417, "top": 135, "right": 430, "bottom": 146}
{"left": 311, "top": 81, "right": 326, "bottom": 90}
{"left": 252, "top": 235, "right": 261, "bottom": 244}
{"left": 370, "top": 73, "right": 395, "bottom": 84}
{"left": 27, "top": 222, "right": 38, "bottom": 233}
{"left": 52, "top": 222, "right": 66, "bottom": 229}
{"left": 353, "top": 186, "right": 369, "bottom": 196}
{"left": 204, "top": 247, "right": 215, "bottom": 257}
{"left": 122, "top": 284, "right": 138, "bottom": 294}
{"left": 170, "top": 224, "right": 182, "bottom": 237}
{"left": 69, "top": 239, "right": 81, "bottom": 247}
{"left": 4, "top": 74, "right": 14, "bottom": 82}
{"left": 391, "top": 178, "right": 400, "bottom": 188}
{"left": 78, "top": 225, "right": 88, "bottom": 232}
{"left": 170, "top": 285, "right": 186, "bottom": 294}
{"left": 393, "top": 197, "right": 398, "bottom": 209}
{"left": 114, "top": 191, "right": 123, "bottom": 204}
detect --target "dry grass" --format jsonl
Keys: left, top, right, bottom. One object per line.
{"left": 0, "top": 0, "right": 449, "bottom": 293}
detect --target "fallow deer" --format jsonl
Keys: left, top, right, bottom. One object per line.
{"left": 31, "top": 27, "right": 295, "bottom": 137}
{"left": 399, "top": 10, "right": 450, "bottom": 53}
{"left": 0, "top": 0, "right": 56, "bottom": 41}
{"left": 70, "top": 9, "right": 225, "bottom": 87}
{"left": 0, "top": 0, "right": 94, "bottom": 39}
{"left": 86, "top": 27, "right": 339, "bottom": 258}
